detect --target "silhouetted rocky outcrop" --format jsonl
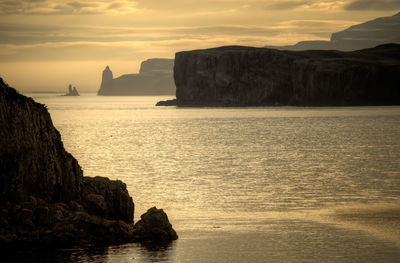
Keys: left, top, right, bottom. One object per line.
{"left": 97, "top": 59, "right": 175, "bottom": 96}
{"left": 156, "top": 99, "right": 177, "bottom": 106}
{"left": 0, "top": 78, "right": 177, "bottom": 248}
{"left": 174, "top": 44, "right": 400, "bottom": 107}
{"left": 132, "top": 207, "right": 178, "bottom": 243}
{"left": 65, "top": 84, "right": 79, "bottom": 96}
{"left": 267, "top": 12, "right": 400, "bottom": 51}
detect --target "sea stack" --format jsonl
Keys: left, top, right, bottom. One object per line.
{"left": 0, "top": 77, "right": 177, "bottom": 247}
{"left": 174, "top": 44, "right": 400, "bottom": 107}
{"left": 99, "top": 66, "right": 113, "bottom": 94}
{"left": 65, "top": 84, "right": 79, "bottom": 96}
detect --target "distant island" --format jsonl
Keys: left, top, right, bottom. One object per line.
{"left": 173, "top": 44, "right": 400, "bottom": 107}
{"left": 64, "top": 84, "right": 79, "bottom": 96}
{"left": 266, "top": 12, "right": 400, "bottom": 51}
{"left": 98, "top": 58, "right": 175, "bottom": 96}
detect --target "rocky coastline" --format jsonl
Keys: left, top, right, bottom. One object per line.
{"left": 0, "top": 78, "right": 177, "bottom": 248}
{"left": 173, "top": 44, "right": 400, "bottom": 107}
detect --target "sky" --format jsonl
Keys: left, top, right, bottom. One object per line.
{"left": 0, "top": 0, "right": 399, "bottom": 92}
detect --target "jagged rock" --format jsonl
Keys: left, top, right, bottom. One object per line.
{"left": 133, "top": 207, "right": 178, "bottom": 243}
{"left": 0, "top": 78, "right": 177, "bottom": 247}
{"left": 174, "top": 44, "right": 400, "bottom": 107}
{"left": 81, "top": 176, "right": 134, "bottom": 223}
{"left": 0, "top": 78, "right": 83, "bottom": 203}
{"left": 155, "top": 98, "right": 177, "bottom": 106}
{"left": 99, "top": 66, "right": 113, "bottom": 94}
{"left": 97, "top": 59, "right": 176, "bottom": 96}
{"left": 65, "top": 84, "right": 79, "bottom": 96}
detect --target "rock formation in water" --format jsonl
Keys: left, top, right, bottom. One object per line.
{"left": 97, "top": 59, "right": 175, "bottom": 96}
{"left": 65, "top": 84, "right": 79, "bottom": 96}
{"left": 174, "top": 44, "right": 400, "bottom": 107}
{"left": 132, "top": 207, "right": 178, "bottom": 243}
{"left": 0, "top": 78, "right": 177, "bottom": 247}
{"left": 155, "top": 99, "right": 177, "bottom": 106}
{"left": 266, "top": 12, "right": 400, "bottom": 51}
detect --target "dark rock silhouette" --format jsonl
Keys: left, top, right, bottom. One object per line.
{"left": 81, "top": 176, "right": 134, "bottom": 223}
{"left": 267, "top": 12, "right": 400, "bottom": 51}
{"left": 0, "top": 78, "right": 177, "bottom": 247}
{"left": 65, "top": 84, "right": 79, "bottom": 96}
{"left": 174, "top": 44, "right": 400, "bottom": 107}
{"left": 156, "top": 99, "right": 177, "bottom": 106}
{"left": 98, "top": 59, "right": 175, "bottom": 96}
{"left": 132, "top": 207, "right": 178, "bottom": 243}
{"left": 99, "top": 66, "right": 113, "bottom": 93}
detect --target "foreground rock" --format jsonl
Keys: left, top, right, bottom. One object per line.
{"left": 98, "top": 59, "right": 175, "bottom": 96}
{"left": 133, "top": 207, "right": 178, "bottom": 242}
{"left": 0, "top": 78, "right": 177, "bottom": 248}
{"left": 174, "top": 44, "right": 400, "bottom": 107}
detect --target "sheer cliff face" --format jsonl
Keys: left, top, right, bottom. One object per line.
{"left": 174, "top": 45, "right": 400, "bottom": 107}
{"left": 0, "top": 79, "right": 82, "bottom": 203}
{"left": 139, "top": 58, "right": 174, "bottom": 75}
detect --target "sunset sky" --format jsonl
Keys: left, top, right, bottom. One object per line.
{"left": 0, "top": 0, "right": 399, "bottom": 92}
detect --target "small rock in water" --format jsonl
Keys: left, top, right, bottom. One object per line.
{"left": 155, "top": 99, "right": 177, "bottom": 106}
{"left": 133, "top": 207, "right": 178, "bottom": 243}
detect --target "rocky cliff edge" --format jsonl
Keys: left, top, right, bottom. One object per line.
{"left": 174, "top": 44, "right": 400, "bottom": 107}
{"left": 0, "top": 78, "right": 177, "bottom": 247}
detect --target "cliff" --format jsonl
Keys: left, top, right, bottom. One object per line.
{"left": 0, "top": 81, "right": 82, "bottom": 203}
{"left": 267, "top": 12, "right": 400, "bottom": 51}
{"left": 174, "top": 44, "right": 400, "bottom": 107}
{"left": 97, "top": 59, "right": 175, "bottom": 96}
{"left": 0, "top": 78, "right": 177, "bottom": 247}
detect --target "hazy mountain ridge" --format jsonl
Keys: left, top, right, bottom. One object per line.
{"left": 266, "top": 12, "right": 400, "bottom": 51}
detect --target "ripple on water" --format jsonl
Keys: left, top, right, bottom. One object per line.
{"left": 25, "top": 94, "right": 400, "bottom": 262}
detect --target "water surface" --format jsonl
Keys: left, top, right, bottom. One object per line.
{"left": 18, "top": 93, "right": 400, "bottom": 262}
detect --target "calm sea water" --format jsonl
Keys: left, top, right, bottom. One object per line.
{"left": 13, "top": 93, "right": 400, "bottom": 262}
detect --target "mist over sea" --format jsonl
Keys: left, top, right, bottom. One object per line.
{"left": 15, "top": 93, "right": 400, "bottom": 262}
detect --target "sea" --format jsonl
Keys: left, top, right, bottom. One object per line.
{"left": 11, "top": 93, "right": 400, "bottom": 262}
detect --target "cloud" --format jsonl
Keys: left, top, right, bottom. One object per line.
{"left": 266, "top": 0, "right": 312, "bottom": 10}
{"left": 0, "top": 0, "right": 138, "bottom": 15}
{"left": 345, "top": 0, "right": 400, "bottom": 10}
{"left": 0, "top": 21, "right": 344, "bottom": 47}
{"left": 0, "top": 17, "right": 357, "bottom": 64}
{"left": 265, "top": 0, "right": 345, "bottom": 10}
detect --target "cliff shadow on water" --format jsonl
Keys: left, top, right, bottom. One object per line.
{"left": 0, "top": 77, "right": 177, "bottom": 249}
